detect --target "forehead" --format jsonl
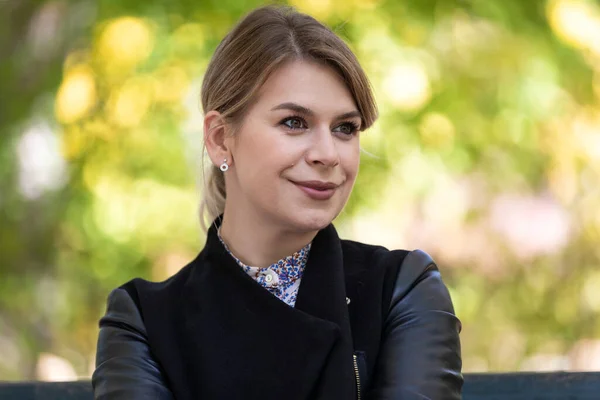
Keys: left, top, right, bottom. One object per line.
{"left": 255, "top": 60, "right": 358, "bottom": 115}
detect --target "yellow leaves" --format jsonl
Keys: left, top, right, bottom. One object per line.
{"left": 582, "top": 271, "right": 600, "bottom": 312}
{"left": 89, "top": 173, "right": 197, "bottom": 244}
{"left": 382, "top": 63, "right": 432, "bottom": 112}
{"left": 60, "top": 118, "right": 113, "bottom": 160}
{"left": 540, "top": 106, "right": 600, "bottom": 205}
{"left": 153, "top": 64, "right": 190, "bottom": 103}
{"left": 572, "top": 108, "right": 600, "bottom": 166}
{"left": 104, "top": 65, "right": 190, "bottom": 128}
{"left": 55, "top": 17, "right": 154, "bottom": 127}
{"left": 594, "top": 70, "right": 600, "bottom": 99}
{"left": 97, "top": 17, "right": 154, "bottom": 71}
{"left": 288, "top": 0, "right": 334, "bottom": 20}
{"left": 61, "top": 125, "right": 86, "bottom": 160}
{"left": 54, "top": 15, "right": 193, "bottom": 138}
{"left": 419, "top": 112, "right": 455, "bottom": 148}
{"left": 547, "top": 160, "right": 578, "bottom": 205}
{"left": 547, "top": 0, "right": 600, "bottom": 56}
{"left": 106, "top": 76, "right": 155, "bottom": 128}
{"left": 289, "top": 0, "right": 381, "bottom": 20}
{"left": 171, "top": 22, "right": 206, "bottom": 54}
{"left": 55, "top": 65, "right": 97, "bottom": 124}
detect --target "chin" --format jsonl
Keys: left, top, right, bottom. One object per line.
{"left": 284, "top": 208, "right": 338, "bottom": 233}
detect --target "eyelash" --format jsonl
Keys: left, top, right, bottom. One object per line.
{"left": 279, "top": 115, "right": 360, "bottom": 136}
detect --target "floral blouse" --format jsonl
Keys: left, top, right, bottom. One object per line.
{"left": 217, "top": 230, "right": 311, "bottom": 307}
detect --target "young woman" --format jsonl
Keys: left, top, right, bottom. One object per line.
{"left": 92, "top": 5, "right": 462, "bottom": 400}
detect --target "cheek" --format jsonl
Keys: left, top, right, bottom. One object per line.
{"left": 342, "top": 144, "right": 361, "bottom": 180}
{"left": 234, "top": 124, "right": 278, "bottom": 170}
{"left": 236, "top": 149, "right": 286, "bottom": 196}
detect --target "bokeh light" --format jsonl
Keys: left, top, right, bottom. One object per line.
{"left": 2, "top": 0, "right": 600, "bottom": 381}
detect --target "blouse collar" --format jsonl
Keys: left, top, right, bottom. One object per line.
{"left": 217, "top": 228, "right": 311, "bottom": 286}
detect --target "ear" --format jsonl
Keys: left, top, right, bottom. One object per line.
{"left": 204, "top": 110, "right": 233, "bottom": 168}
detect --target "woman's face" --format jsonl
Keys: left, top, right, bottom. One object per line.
{"left": 224, "top": 60, "right": 362, "bottom": 232}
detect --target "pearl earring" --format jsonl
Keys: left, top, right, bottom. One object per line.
{"left": 219, "top": 159, "right": 229, "bottom": 172}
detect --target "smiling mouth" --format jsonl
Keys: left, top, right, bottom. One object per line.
{"left": 290, "top": 180, "right": 340, "bottom": 201}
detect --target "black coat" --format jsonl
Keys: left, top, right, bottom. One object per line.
{"left": 92, "top": 222, "right": 463, "bottom": 399}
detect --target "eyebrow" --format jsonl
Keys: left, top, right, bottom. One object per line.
{"left": 270, "top": 102, "right": 362, "bottom": 122}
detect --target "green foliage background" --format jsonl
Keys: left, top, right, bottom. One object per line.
{"left": 1, "top": 0, "right": 600, "bottom": 379}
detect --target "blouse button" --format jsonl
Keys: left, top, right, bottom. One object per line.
{"left": 264, "top": 270, "right": 279, "bottom": 287}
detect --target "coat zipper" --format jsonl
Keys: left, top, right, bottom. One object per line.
{"left": 353, "top": 354, "right": 361, "bottom": 400}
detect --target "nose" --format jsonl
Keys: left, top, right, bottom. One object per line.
{"left": 305, "top": 127, "right": 340, "bottom": 168}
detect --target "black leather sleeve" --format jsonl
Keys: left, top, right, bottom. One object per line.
{"left": 368, "top": 250, "right": 463, "bottom": 399}
{"left": 92, "top": 288, "right": 174, "bottom": 400}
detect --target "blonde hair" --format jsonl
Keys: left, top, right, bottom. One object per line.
{"left": 199, "top": 5, "right": 378, "bottom": 230}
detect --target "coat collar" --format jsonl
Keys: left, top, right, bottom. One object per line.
{"left": 175, "top": 219, "right": 356, "bottom": 399}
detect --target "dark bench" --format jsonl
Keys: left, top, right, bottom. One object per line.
{"left": 462, "top": 372, "right": 600, "bottom": 399}
{"left": 0, "top": 372, "right": 598, "bottom": 399}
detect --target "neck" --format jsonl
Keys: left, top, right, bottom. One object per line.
{"left": 218, "top": 207, "right": 317, "bottom": 268}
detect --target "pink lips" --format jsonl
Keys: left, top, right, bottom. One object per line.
{"left": 291, "top": 180, "right": 339, "bottom": 200}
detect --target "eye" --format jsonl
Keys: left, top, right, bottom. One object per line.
{"left": 333, "top": 122, "right": 360, "bottom": 136}
{"left": 281, "top": 116, "right": 307, "bottom": 131}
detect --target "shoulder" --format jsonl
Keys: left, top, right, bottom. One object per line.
{"left": 389, "top": 249, "right": 446, "bottom": 305}
{"left": 342, "top": 238, "right": 438, "bottom": 274}
{"left": 340, "top": 238, "right": 411, "bottom": 278}
{"left": 94, "top": 289, "right": 175, "bottom": 399}
{"left": 116, "top": 255, "right": 200, "bottom": 311}
{"left": 341, "top": 239, "right": 445, "bottom": 303}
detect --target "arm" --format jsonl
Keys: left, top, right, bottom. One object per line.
{"left": 92, "top": 288, "right": 174, "bottom": 400}
{"left": 368, "top": 250, "right": 463, "bottom": 399}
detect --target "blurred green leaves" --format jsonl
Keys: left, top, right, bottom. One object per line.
{"left": 1, "top": 0, "right": 600, "bottom": 380}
